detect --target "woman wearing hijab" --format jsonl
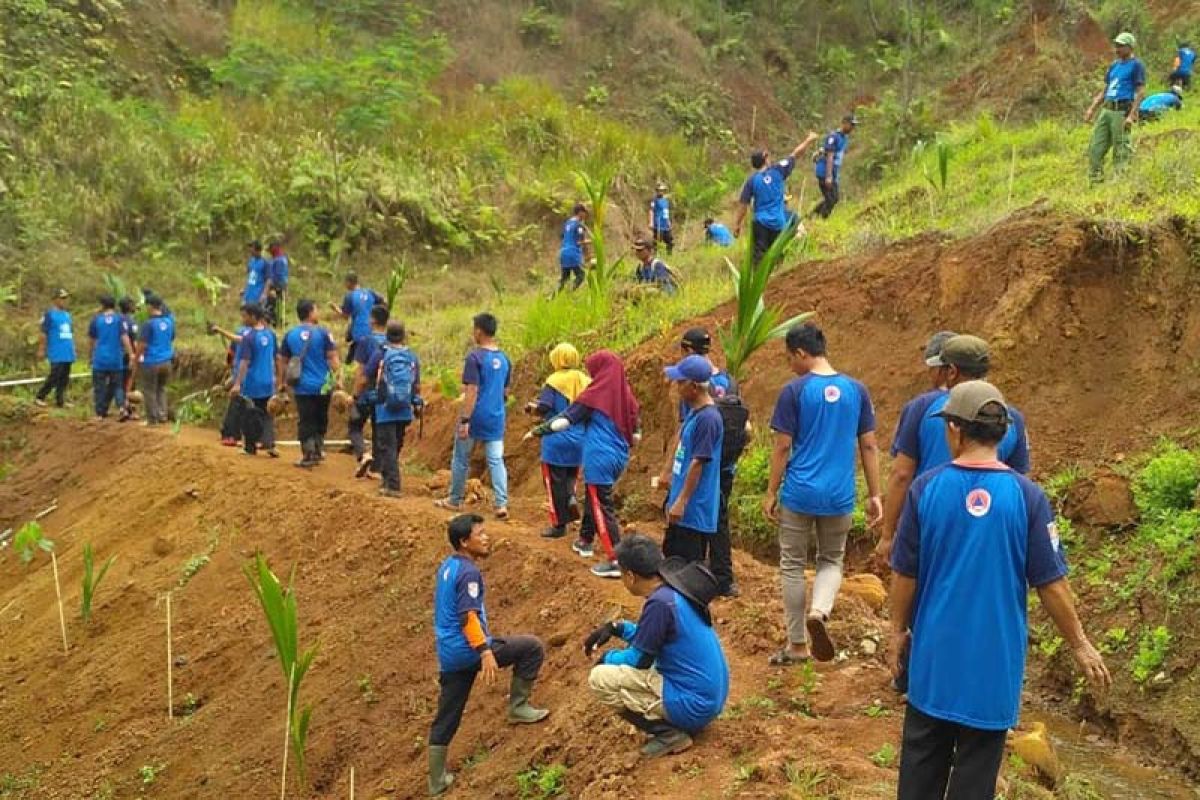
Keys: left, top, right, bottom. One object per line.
{"left": 525, "top": 343, "right": 591, "bottom": 540}
{"left": 526, "top": 350, "right": 641, "bottom": 579}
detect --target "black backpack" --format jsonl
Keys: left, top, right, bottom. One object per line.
{"left": 715, "top": 394, "right": 750, "bottom": 470}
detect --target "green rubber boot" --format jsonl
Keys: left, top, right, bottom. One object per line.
{"left": 507, "top": 676, "right": 550, "bottom": 724}
{"left": 427, "top": 745, "right": 455, "bottom": 797}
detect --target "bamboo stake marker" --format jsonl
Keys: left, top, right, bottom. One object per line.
{"left": 166, "top": 593, "right": 174, "bottom": 720}
{"left": 349, "top": 766, "right": 355, "bottom": 800}
{"left": 281, "top": 662, "right": 296, "bottom": 800}
{"left": 50, "top": 552, "right": 68, "bottom": 655}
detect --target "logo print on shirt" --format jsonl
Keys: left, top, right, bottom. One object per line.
{"left": 823, "top": 385, "right": 842, "bottom": 403}
{"left": 1047, "top": 522, "right": 1061, "bottom": 552}
{"left": 259, "top": 334, "right": 270, "bottom": 346}
{"left": 965, "top": 489, "right": 992, "bottom": 518}
{"left": 762, "top": 176, "right": 773, "bottom": 185}
{"left": 467, "top": 581, "right": 480, "bottom": 599}
{"left": 491, "top": 358, "right": 501, "bottom": 370}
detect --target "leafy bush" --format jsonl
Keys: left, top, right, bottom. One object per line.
{"left": 1136, "top": 509, "right": 1199, "bottom": 585}
{"left": 730, "top": 443, "right": 773, "bottom": 548}
{"left": 1132, "top": 441, "right": 1200, "bottom": 517}
{"left": 1130, "top": 625, "right": 1171, "bottom": 684}
{"left": 516, "top": 763, "right": 567, "bottom": 799}
{"left": 518, "top": 8, "right": 563, "bottom": 48}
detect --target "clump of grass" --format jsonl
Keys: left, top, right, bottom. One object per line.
{"left": 516, "top": 763, "right": 567, "bottom": 799}
{"left": 80, "top": 543, "right": 116, "bottom": 624}
{"left": 1130, "top": 625, "right": 1172, "bottom": 684}
{"left": 1132, "top": 440, "right": 1199, "bottom": 517}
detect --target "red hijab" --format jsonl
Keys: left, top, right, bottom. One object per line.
{"left": 577, "top": 350, "right": 640, "bottom": 445}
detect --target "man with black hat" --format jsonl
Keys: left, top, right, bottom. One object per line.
{"left": 811, "top": 114, "right": 858, "bottom": 219}
{"left": 889, "top": 381, "right": 1110, "bottom": 800}
{"left": 242, "top": 240, "right": 270, "bottom": 306}
{"left": 585, "top": 534, "right": 729, "bottom": 758}
{"left": 1085, "top": 32, "right": 1146, "bottom": 182}
{"left": 877, "top": 333, "right": 1030, "bottom": 562}
{"left": 35, "top": 288, "right": 75, "bottom": 409}
{"left": 733, "top": 132, "right": 820, "bottom": 264}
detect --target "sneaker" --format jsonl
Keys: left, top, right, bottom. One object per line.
{"left": 355, "top": 457, "right": 374, "bottom": 478}
{"left": 571, "top": 539, "right": 595, "bottom": 558}
{"left": 719, "top": 582, "right": 741, "bottom": 598}
{"left": 33, "top": 399, "right": 48, "bottom": 408}
{"left": 220, "top": 437, "right": 238, "bottom": 447}
{"left": 590, "top": 561, "right": 621, "bottom": 579}
{"left": 378, "top": 488, "right": 402, "bottom": 498}
{"left": 541, "top": 527, "right": 567, "bottom": 539}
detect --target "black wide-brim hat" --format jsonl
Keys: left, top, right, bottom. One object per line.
{"left": 658, "top": 557, "right": 720, "bottom": 626}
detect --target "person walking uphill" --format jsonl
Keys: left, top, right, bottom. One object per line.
{"left": 428, "top": 514, "right": 549, "bottom": 796}
{"left": 812, "top": 114, "right": 857, "bottom": 219}
{"left": 265, "top": 237, "right": 289, "bottom": 326}
{"left": 525, "top": 343, "right": 590, "bottom": 540}
{"left": 364, "top": 322, "right": 422, "bottom": 498}
{"left": 889, "top": 381, "right": 1111, "bottom": 800}
{"left": 1085, "top": 32, "right": 1146, "bottom": 182}
{"left": 138, "top": 296, "right": 175, "bottom": 425}
{"left": 330, "top": 271, "right": 383, "bottom": 363}
{"left": 231, "top": 304, "right": 279, "bottom": 458}
{"left": 558, "top": 203, "right": 591, "bottom": 292}
{"left": 585, "top": 535, "right": 729, "bottom": 758}
{"left": 350, "top": 304, "right": 390, "bottom": 477}
{"left": 242, "top": 240, "right": 270, "bottom": 306}
{"left": 278, "top": 299, "right": 340, "bottom": 468}
{"left": 437, "top": 313, "right": 511, "bottom": 518}
{"left": 733, "top": 132, "right": 820, "bottom": 264}
{"left": 87, "top": 295, "right": 135, "bottom": 420}
{"left": 648, "top": 184, "right": 674, "bottom": 255}
{"left": 764, "top": 322, "right": 882, "bottom": 665}
{"left": 35, "top": 289, "right": 75, "bottom": 409}
{"left": 526, "top": 350, "right": 641, "bottom": 579}
{"left": 1170, "top": 40, "right": 1195, "bottom": 89}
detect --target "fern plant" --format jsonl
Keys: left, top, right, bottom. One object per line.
{"left": 245, "top": 554, "right": 318, "bottom": 787}
{"left": 80, "top": 543, "right": 116, "bottom": 624}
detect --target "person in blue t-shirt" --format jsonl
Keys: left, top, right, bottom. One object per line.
{"left": 1170, "top": 41, "right": 1195, "bottom": 89}
{"left": 558, "top": 203, "right": 591, "bottom": 292}
{"left": 878, "top": 333, "right": 1032, "bottom": 564}
{"left": 242, "top": 240, "right": 270, "bottom": 305}
{"left": 660, "top": 355, "right": 725, "bottom": 571}
{"left": 765, "top": 322, "right": 882, "bottom": 665}
{"left": 428, "top": 514, "right": 549, "bottom": 796}
{"left": 265, "top": 237, "right": 289, "bottom": 326}
{"left": 330, "top": 271, "right": 384, "bottom": 362}
{"left": 524, "top": 342, "right": 590, "bottom": 540}
{"left": 812, "top": 114, "right": 858, "bottom": 219}
{"left": 586, "top": 535, "right": 729, "bottom": 759}
{"left": 632, "top": 238, "right": 678, "bottom": 296}
{"left": 363, "top": 322, "right": 422, "bottom": 497}
{"left": 733, "top": 132, "right": 819, "bottom": 264}
{"left": 137, "top": 296, "right": 176, "bottom": 425}
{"left": 1086, "top": 32, "right": 1147, "bottom": 182}
{"left": 349, "top": 304, "right": 390, "bottom": 476}
{"left": 115, "top": 296, "right": 140, "bottom": 420}
{"left": 1138, "top": 85, "right": 1183, "bottom": 120}
{"left": 278, "top": 299, "right": 341, "bottom": 468}
{"left": 210, "top": 307, "right": 255, "bottom": 446}
{"left": 88, "top": 295, "right": 135, "bottom": 420}
{"left": 231, "top": 303, "right": 279, "bottom": 457}
{"left": 703, "top": 218, "right": 734, "bottom": 247}
{"left": 437, "top": 313, "right": 512, "bottom": 517}
{"left": 35, "top": 288, "right": 75, "bottom": 409}
{"left": 888, "top": 381, "right": 1111, "bottom": 800}
{"left": 526, "top": 349, "right": 641, "bottom": 579}
{"left": 648, "top": 184, "right": 674, "bottom": 255}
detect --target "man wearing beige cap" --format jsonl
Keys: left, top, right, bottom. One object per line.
{"left": 878, "top": 334, "right": 1029, "bottom": 561}
{"left": 1085, "top": 32, "right": 1146, "bottom": 182}
{"left": 888, "top": 380, "right": 1110, "bottom": 799}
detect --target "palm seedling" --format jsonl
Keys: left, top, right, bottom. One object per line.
{"left": 80, "top": 543, "right": 115, "bottom": 624}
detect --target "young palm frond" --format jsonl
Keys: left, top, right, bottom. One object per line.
{"left": 80, "top": 543, "right": 115, "bottom": 624}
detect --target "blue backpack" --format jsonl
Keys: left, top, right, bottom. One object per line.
{"left": 379, "top": 347, "right": 416, "bottom": 413}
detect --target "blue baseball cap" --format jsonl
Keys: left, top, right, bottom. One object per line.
{"left": 664, "top": 354, "right": 714, "bottom": 383}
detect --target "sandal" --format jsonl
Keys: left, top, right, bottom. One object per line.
{"left": 806, "top": 614, "right": 836, "bottom": 663}
{"left": 768, "top": 648, "right": 811, "bottom": 667}
{"left": 495, "top": 508, "right": 510, "bottom": 521}
{"left": 434, "top": 498, "right": 464, "bottom": 511}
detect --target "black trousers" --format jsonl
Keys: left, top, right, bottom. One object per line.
{"left": 663, "top": 523, "right": 709, "bottom": 564}
{"left": 581, "top": 483, "right": 621, "bottom": 559}
{"left": 897, "top": 705, "right": 1007, "bottom": 800}
{"left": 241, "top": 397, "right": 276, "bottom": 453}
{"left": 542, "top": 463, "right": 580, "bottom": 530}
{"left": 813, "top": 181, "right": 840, "bottom": 218}
{"left": 429, "top": 635, "right": 545, "bottom": 747}
{"left": 751, "top": 220, "right": 782, "bottom": 264}
{"left": 92, "top": 370, "right": 122, "bottom": 417}
{"left": 265, "top": 290, "right": 286, "bottom": 327}
{"left": 374, "top": 420, "right": 408, "bottom": 491}
{"left": 221, "top": 397, "right": 242, "bottom": 439}
{"left": 653, "top": 227, "right": 674, "bottom": 254}
{"left": 37, "top": 363, "right": 72, "bottom": 407}
{"left": 710, "top": 470, "right": 736, "bottom": 589}
{"left": 1169, "top": 70, "right": 1192, "bottom": 89}
{"left": 348, "top": 398, "right": 373, "bottom": 460}
{"left": 558, "top": 266, "right": 585, "bottom": 292}
{"left": 295, "top": 393, "right": 331, "bottom": 454}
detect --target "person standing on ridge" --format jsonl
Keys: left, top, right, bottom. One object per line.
{"left": 231, "top": 303, "right": 279, "bottom": 458}
{"left": 877, "top": 334, "right": 1031, "bottom": 563}
{"left": 364, "top": 321, "right": 421, "bottom": 498}
{"left": 211, "top": 309, "right": 254, "bottom": 446}
{"left": 1170, "top": 40, "right": 1195, "bottom": 89}
{"left": 330, "top": 271, "right": 383, "bottom": 363}
{"left": 265, "top": 236, "right": 290, "bottom": 326}
{"left": 428, "top": 514, "right": 549, "bottom": 796}
{"left": 764, "top": 322, "right": 882, "bottom": 665}
{"left": 116, "top": 296, "right": 139, "bottom": 421}
{"left": 812, "top": 114, "right": 858, "bottom": 219}
{"left": 733, "top": 132, "right": 820, "bottom": 263}
{"left": 436, "top": 313, "right": 511, "bottom": 519}
{"left": 703, "top": 218, "right": 735, "bottom": 247}
{"left": 1085, "top": 32, "right": 1146, "bottom": 182}
{"left": 558, "top": 203, "right": 591, "bottom": 292}
{"left": 35, "top": 288, "right": 75, "bottom": 409}
{"left": 889, "top": 380, "right": 1111, "bottom": 799}
{"left": 525, "top": 342, "right": 590, "bottom": 540}
{"left": 242, "top": 240, "right": 270, "bottom": 306}
{"left": 525, "top": 350, "right": 641, "bottom": 579}
{"left": 648, "top": 183, "right": 674, "bottom": 255}
{"left": 88, "top": 295, "right": 135, "bottom": 420}
{"left": 278, "top": 299, "right": 340, "bottom": 468}
{"left": 138, "top": 296, "right": 175, "bottom": 425}
{"left": 350, "top": 304, "right": 390, "bottom": 477}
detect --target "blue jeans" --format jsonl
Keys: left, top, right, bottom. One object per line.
{"left": 449, "top": 436, "right": 508, "bottom": 509}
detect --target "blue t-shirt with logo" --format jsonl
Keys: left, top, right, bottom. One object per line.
{"left": 354, "top": 331, "right": 387, "bottom": 369}
{"left": 706, "top": 223, "right": 734, "bottom": 246}
{"left": 280, "top": 324, "right": 336, "bottom": 396}
{"left": 1140, "top": 92, "right": 1182, "bottom": 115}
{"left": 892, "top": 463, "right": 1067, "bottom": 731}
{"left": 462, "top": 347, "right": 510, "bottom": 442}
{"left": 434, "top": 554, "right": 489, "bottom": 673}
{"left": 537, "top": 386, "right": 585, "bottom": 468}
{"left": 365, "top": 345, "right": 421, "bottom": 424}
{"left": 651, "top": 196, "right": 671, "bottom": 231}
{"left": 229, "top": 324, "right": 252, "bottom": 375}
{"left": 270, "top": 254, "right": 290, "bottom": 290}
{"left": 565, "top": 405, "right": 629, "bottom": 486}
{"left": 891, "top": 389, "right": 1030, "bottom": 476}
{"left": 624, "top": 585, "right": 729, "bottom": 732}
{"left": 668, "top": 405, "right": 724, "bottom": 533}
{"left": 236, "top": 327, "right": 277, "bottom": 400}
{"left": 1178, "top": 47, "right": 1196, "bottom": 75}
{"left": 341, "top": 288, "right": 383, "bottom": 343}
{"left": 243, "top": 256, "right": 269, "bottom": 304}
{"left": 42, "top": 309, "right": 75, "bottom": 364}
{"left": 560, "top": 218, "right": 586, "bottom": 269}
{"left": 814, "top": 130, "right": 849, "bottom": 180}
{"left": 739, "top": 158, "right": 795, "bottom": 231}
{"left": 769, "top": 373, "right": 876, "bottom": 516}
{"left": 1104, "top": 58, "right": 1147, "bottom": 101}
{"left": 139, "top": 315, "right": 175, "bottom": 368}
{"left": 88, "top": 311, "right": 127, "bottom": 372}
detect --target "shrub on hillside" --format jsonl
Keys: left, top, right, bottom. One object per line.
{"left": 1132, "top": 441, "right": 1200, "bottom": 517}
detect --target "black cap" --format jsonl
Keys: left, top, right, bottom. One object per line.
{"left": 680, "top": 327, "right": 712, "bottom": 354}
{"left": 248, "top": 240, "right": 262, "bottom": 250}
{"left": 843, "top": 113, "right": 859, "bottom": 126}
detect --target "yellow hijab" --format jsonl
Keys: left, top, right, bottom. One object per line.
{"left": 545, "top": 342, "right": 590, "bottom": 402}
